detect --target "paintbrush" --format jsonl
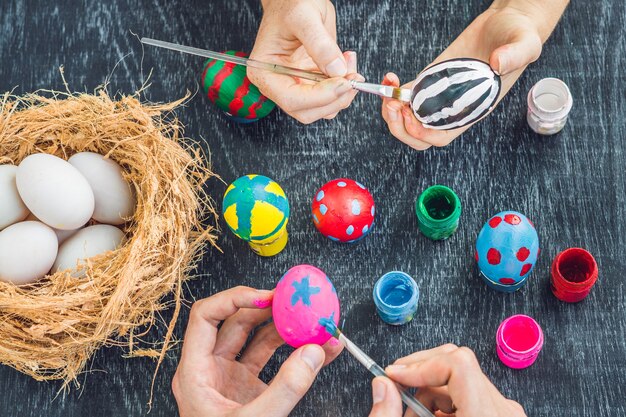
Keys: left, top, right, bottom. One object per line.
{"left": 141, "top": 38, "right": 412, "bottom": 102}
{"left": 320, "top": 319, "right": 435, "bottom": 417}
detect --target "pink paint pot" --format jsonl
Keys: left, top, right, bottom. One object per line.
{"left": 496, "top": 315, "right": 544, "bottom": 369}
{"left": 551, "top": 248, "right": 598, "bottom": 303}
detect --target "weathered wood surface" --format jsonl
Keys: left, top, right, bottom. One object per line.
{"left": 1, "top": 0, "right": 625, "bottom": 416}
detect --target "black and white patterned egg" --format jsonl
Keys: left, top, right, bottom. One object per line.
{"left": 411, "top": 58, "right": 501, "bottom": 130}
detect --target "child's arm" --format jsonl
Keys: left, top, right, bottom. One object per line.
{"left": 381, "top": 0, "right": 570, "bottom": 151}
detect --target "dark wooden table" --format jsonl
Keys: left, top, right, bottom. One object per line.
{"left": 1, "top": 1, "right": 625, "bottom": 416}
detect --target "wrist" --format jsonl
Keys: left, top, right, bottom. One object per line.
{"left": 489, "top": 0, "right": 568, "bottom": 42}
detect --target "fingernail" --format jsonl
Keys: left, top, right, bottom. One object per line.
{"left": 372, "top": 379, "right": 386, "bottom": 404}
{"left": 301, "top": 345, "right": 324, "bottom": 371}
{"left": 349, "top": 51, "right": 357, "bottom": 68}
{"left": 386, "top": 364, "right": 407, "bottom": 372}
{"left": 253, "top": 298, "right": 272, "bottom": 308}
{"left": 326, "top": 57, "right": 347, "bottom": 77}
{"left": 498, "top": 54, "right": 508, "bottom": 75}
{"left": 335, "top": 80, "right": 353, "bottom": 95}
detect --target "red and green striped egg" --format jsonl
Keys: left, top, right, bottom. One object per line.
{"left": 201, "top": 51, "right": 276, "bottom": 122}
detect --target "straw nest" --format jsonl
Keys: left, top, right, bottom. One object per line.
{"left": 0, "top": 88, "right": 218, "bottom": 392}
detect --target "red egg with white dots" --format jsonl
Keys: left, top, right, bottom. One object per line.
{"left": 475, "top": 211, "right": 539, "bottom": 292}
{"left": 311, "top": 179, "right": 375, "bottom": 243}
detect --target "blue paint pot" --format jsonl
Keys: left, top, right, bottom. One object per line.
{"left": 373, "top": 271, "right": 419, "bottom": 325}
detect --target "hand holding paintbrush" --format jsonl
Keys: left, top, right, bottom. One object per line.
{"left": 319, "top": 318, "right": 436, "bottom": 417}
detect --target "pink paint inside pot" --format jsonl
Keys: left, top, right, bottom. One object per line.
{"left": 496, "top": 314, "right": 543, "bottom": 369}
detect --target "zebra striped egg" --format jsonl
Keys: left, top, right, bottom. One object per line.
{"left": 311, "top": 179, "right": 375, "bottom": 243}
{"left": 201, "top": 51, "right": 276, "bottom": 123}
{"left": 411, "top": 58, "right": 501, "bottom": 130}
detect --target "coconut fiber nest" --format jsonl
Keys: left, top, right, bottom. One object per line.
{"left": 0, "top": 88, "right": 218, "bottom": 391}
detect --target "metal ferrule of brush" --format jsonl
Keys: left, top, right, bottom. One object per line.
{"left": 350, "top": 80, "right": 412, "bottom": 102}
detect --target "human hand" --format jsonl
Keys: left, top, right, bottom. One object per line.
{"left": 381, "top": 2, "right": 548, "bottom": 150}
{"left": 248, "top": 0, "right": 364, "bottom": 124}
{"left": 172, "top": 286, "right": 343, "bottom": 417}
{"left": 368, "top": 344, "right": 526, "bottom": 417}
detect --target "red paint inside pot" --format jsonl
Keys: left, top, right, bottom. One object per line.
{"left": 551, "top": 248, "right": 598, "bottom": 303}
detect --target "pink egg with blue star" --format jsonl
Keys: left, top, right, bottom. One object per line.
{"left": 475, "top": 211, "right": 540, "bottom": 292}
{"left": 272, "top": 264, "right": 340, "bottom": 348}
{"left": 311, "top": 178, "right": 375, "bottom": 243}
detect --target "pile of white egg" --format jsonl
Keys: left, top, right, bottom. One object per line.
{"left": 0, "top": 152, "right": 136, "bottom": 285}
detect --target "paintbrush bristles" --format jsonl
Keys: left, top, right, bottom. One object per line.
{"left": 319, "top": 317, "right": 340, "bottom": 338}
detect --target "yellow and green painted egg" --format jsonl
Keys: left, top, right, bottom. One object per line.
{"left": 222, "top": 175, "right": 289, "bottom": 246}
{"left": 201, "top": 51, "right": 276, "bottom": 123}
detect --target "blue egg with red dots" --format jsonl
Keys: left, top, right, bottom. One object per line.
{"left": 475, "top": 211, "right": 539, "bottom": 293}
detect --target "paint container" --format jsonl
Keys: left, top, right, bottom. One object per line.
{"left": 415, "top": 185, "right": 461, "bottom": 240}
{"left": 527, "top": 78, "right": 573, "bottom": 135}
{"left": 496, "top": 314, "right": 544, "bottom": 369}
{"left": 551, "top": 248, "right": 598, "bottom": 303}
{"left": 373, "top": 271, "right": 419, "bottom": 325}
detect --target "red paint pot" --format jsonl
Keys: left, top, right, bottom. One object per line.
{"left": 496, "top": 315, "right": 544, "bottom": 369}
{"left": 551, "top": 248, "right": 598, "bottom": 303}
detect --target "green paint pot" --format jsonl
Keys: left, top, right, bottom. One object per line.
{"left": 415, "top": 185, "right": 461, "bottom": 240}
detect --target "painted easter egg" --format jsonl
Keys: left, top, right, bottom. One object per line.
{"left": 411, "top": 58, "right": 501, "bottom": 130}
{"left": 311, "top": 179, "right": 375, "bottom": 243}
{"left": 201, "top": 51, "right": 276, "bottom": 123}
{"left": 272, "top": 264, "right": 340, "bottom": 348}
{"left": 222, "top": 174, "right": 289, "bottom": 244}
{"left": 475, "top": 211, "right": 540, "bottom": 292}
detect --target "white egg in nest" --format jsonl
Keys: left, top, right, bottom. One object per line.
{"left": 53, "top": 225, "right": 125, "bottom": 277}
{"left": 0, "top": 221, "right": 58, "bottom": 285}
{"left": 68, "top": 152, "right": 136, "bottom": 225}
{"left": 0, "top": 164, "right": 29, "bottom": 230}
{"left": 16, "top": 154, "right": 95, "bottom": 230}
{"left": 25, "top": 213, "right": 79, "bottom": 245}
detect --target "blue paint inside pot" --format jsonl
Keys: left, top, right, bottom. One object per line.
{"left": 373, "top": 271, "right": 419, "bottom": 325}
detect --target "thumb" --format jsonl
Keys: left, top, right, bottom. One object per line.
{"left": 243, "top": 345, "right": 325, "bottom": 416}
{"left": 490, "top": 31, "right": 542, "bottom": 75}
{"left": 287, "top": 5, "right": 347, "bottom": 77}
{"left": 368, "top": 377, "right": 403, "bottom": 417}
